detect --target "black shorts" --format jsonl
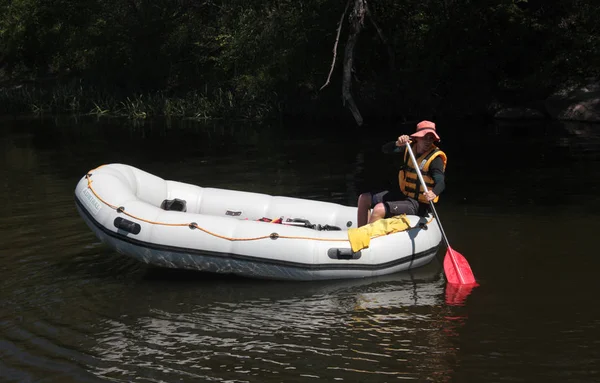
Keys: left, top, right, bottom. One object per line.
{"left": 370, "top": 190, "right": 421, "bottom": 217}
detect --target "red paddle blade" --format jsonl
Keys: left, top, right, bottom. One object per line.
{"left": 443, "top": 246, "right": 476, "bottom": 285}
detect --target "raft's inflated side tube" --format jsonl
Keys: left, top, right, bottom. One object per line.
{"left": 74, "top": 163, "right": 442, "bottom": 281}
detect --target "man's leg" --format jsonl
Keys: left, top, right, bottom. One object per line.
{"left": 357, "top": 192, "right": 372, "bottom": 227}
{"left": 365, "top": 191, "right": 391, "bottom": 224}
{"left": 368, "top": 202, "right": 386, "bottom": 224}
{"left": 386, "top": 198, "right": 420, "bottom": 217}
{"left": 370, "top": 195, "right": 420, "bottom": 224}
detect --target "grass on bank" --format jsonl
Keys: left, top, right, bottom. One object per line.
{"left": 0, "top": 83, "right": 277, "bottom": 121}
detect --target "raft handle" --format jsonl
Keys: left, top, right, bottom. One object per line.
{"left": 114, "top": 217, "right": 141, "bottom": 235}
{"left": 328, "top": 248, "right": 361, "bottom": 260}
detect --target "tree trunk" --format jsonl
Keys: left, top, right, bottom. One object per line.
{"left": 342, "top": 0, "right": 366, "bottom": 126}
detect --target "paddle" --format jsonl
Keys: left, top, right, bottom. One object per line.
{"left": 405, "top": 143, "right": 476, "bottom": 285}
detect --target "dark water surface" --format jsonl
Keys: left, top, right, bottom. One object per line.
{"left": 1, "top": 116, "right": 599, "bottom": 383}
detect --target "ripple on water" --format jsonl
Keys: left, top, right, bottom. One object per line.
{"left": 78, "top": 268, "right": 463, "bottom": 382}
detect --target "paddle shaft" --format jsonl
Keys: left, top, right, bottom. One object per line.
{"left": 405, "top": 143, "right": 467, "bottom": 283}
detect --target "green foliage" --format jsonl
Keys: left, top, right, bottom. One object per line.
{"left": 1, "top": 0, "right": 598, "bottom": 120}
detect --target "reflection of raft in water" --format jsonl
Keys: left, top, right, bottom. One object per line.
{"left": 75, "top": 164, "right": 442, "bottom": 281}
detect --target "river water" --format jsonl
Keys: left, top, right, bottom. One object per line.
{"left": 1, "top": 116, "right": 599, "bottom": 382}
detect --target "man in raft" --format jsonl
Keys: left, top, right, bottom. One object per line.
{"left": 357, "top": 120, "right": 447, "bottom": 227}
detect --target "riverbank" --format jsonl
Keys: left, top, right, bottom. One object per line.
{"left": 2, "top": 78, "right": 598, "bottom": 125}
{"left": 0, "top": 81, "right": 279, "bottom": 121}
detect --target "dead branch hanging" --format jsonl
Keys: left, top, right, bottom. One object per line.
{"left": 320, "top": 0, "right": 351, "bottom": 91}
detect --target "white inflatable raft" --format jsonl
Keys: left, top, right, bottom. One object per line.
{"left": 74, "top": 164, "right": 442, "bottom": 281}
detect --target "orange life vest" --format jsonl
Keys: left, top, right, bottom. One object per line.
{"left": 399, "top": 145, "right": 447, "bottom": 203}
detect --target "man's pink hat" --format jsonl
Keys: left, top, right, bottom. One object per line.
{"left": 410, "top": 120, "right": 440, "bottom": 141}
